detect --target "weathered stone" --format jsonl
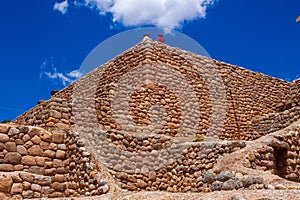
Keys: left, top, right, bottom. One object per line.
{"left": 10, "top": 194, "right": 22, "bottom": 200}
{"left": 40, "top": 141, "right": 49, "bottom": 150}
{"left": 52, "top": 182, "right": 64, "bottom": 192}
{"left": 21, "top": 155, "right": 37, "bottom": 166}
{"left": 14, "top": 139, "right": 23, "bottom": 145}
{"left": 31, "top": 135, "right": 41, "bottom": 144}
{"left": 16, "top": 145, "right": 27, "bottom": 155}
{"left": 0, "top": 164, "right": 13, "bottom": 171}
{"left": 20, "top": 172, "right": 34, "bottom": 182}
{"left": 54, "top": 174, "right": 64, "bottom": 183}
{"left": 49, "top": 110, "right": 62, "bottom": 119}
{"left": 53, "top": 159, "right": 63, "bottom": 167}
{"left": 212, "top": 180, "right": 223, "bottom": 191}
{"left": 11, "top": 174, "right": 22, "bottom": 183}
{"left": 31, "top": 184, "right": 42, "bottom": 192}
{"left": 10, "top": 183, "right": 23, "bottom": 194}
{"left": 252, "top": 176, "right": 263, "bottom": 184}
{"left": 98, "top": 185, "right": 109, "bottom": 194}
{"left": 0, "top": 134, "right": 9, "bottom": 143}
{"left": 7, "top": 128, "right": 19, "bottom": 136}
{"left": 241, "top": 175, "right": 253, "bottom": 187}
{"left": 4, "top": 152, "right": 21, "bottom": 164}
{"left": 34, "top": 176, "right": 51, "bottom": 186}
{"left": 45, "top": 168, "right": 56, "bottom": 176}
{"left": 0, "top": 192, "right": 10, "bottom": 200}
{"left": 13, "top": 165, "right": 23, "bottom": 171}
{"left": 22, "top": 181, "right": 31, "bottom": 190}
{"left": 136, "top": 179, "right": 147, "bottom": 188}
{"left": 49, "top": 143, "right": 57, "bottom": 150}
{"left": 0, "top": 174, "right": 13, "bottom": 193}
{"left": 5, "top": 142, "right": 17, "bottom": 152}
{"left": 286, "top": 173, "right": 298, "bottom": 181}
{"left": 216, "top": 171, "right": 235, "bottom": 182}
{"left": 52, "top": 132, "right": 64, "bottom": 143}
{"left": 22, "top": 134, "right": 30, "bottom": 143}
{"left": 149, "top": 171, "right": 156, "bottom": 182}
{"left": 44, "top": 150, "right": 56, "bottom": 158}
{"left": 39, "top": 130, "right": 52, "bottom": 142}
{"left": 203, "top": 172, "right": 216, "bottom": 184}
{"left": 22, "top": 190, "right": 33, "bottom": 198}
{"left": 24, "top": 141, "right": 33, "bottom": 148}
{"left": 29, "top": 166, "right": 45, "bottom": 175}
{"left": 0, "top": 124, "right": 10, "bottom": 134}
{"left": 222, "top": 179, "right": 236, "bottom": 190}
{"left": 56, "top": 150, "right": 66, "bottom": 159}
{"left": 28, "top": 145, "right": 43, "bottom": 156}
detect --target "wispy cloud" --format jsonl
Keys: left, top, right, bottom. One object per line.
{"left": 40, "top": 58, "right": 83, "bottom": 86}
{"left": 54, "top": 0, "right": 69, "bottom": 15}
{"left": 61, "top": 0, "right": 217, "bottom": 30}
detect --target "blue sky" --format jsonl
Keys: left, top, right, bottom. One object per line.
{"left": 1, "top": 0, "right": 300, "bottom": 121}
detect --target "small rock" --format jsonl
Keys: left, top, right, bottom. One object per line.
{"left": 203, "top": 172, "right": 216, "bottom": 184}
{"left": 0, "top": 174, "right": 13, "bottom": 193}
{"left": 98, "top": 179, "right": 107, "bottom": 186}
{"left": 19, "top": 172, "right": 34, "bottom": 182}
{"left": 216, "top": 171, "right": 234, "bottom": 182}
{"left": 136, "top": 179, "right": 147, "bottom": 188}
{"left": 31, "top": 184, "right": 42, "bottom": 192}
{"left": 222, "top": 179, "right": 236, "bottom": 190}
{"left": 212, "top": 180, "right": 223, "bottom": 191}
{"left": 274, "top": 184, "right": 286, "bottom": 190}
{"left": 55, "top": 150, "right": 65, "bottom": 159}
{"left": 98, "top": 185, "right": 109, "bottom": 194}
{"left": 8, "top": 128, "right": 19, "bottom": 136}
{"left": 241, "top": 175, "right": 253, "bottom": 187}
{"left": 149, "top": 171, "right": 156, "bottom": 181}
{"left": 0, "top": 134, "right": 9, "bottom": 143}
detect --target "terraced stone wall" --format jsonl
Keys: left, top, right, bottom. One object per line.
{"left": 14, "top": 97, "right": 73, "bottom": 130}
{"left": 0, "top": 124, "right": 109, "bottom": 199}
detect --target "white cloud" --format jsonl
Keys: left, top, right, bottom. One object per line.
{"left": 67, "top": 70, "right": 83, "bottom": 79}
{"left": 81, "top": 0, "right": 216, "bottom": 29}
{"left": 54, "top": 0, "right": 69, "bottom": 15}
{"left": 40, "top": 59, "right": 82, "bottom": 86}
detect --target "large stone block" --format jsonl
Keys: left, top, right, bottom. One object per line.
{"left": 28, "top": 145, "right": 43, "bottom": 156}
{"left": 4, "top": 152, "right": 21, "bottom": 164}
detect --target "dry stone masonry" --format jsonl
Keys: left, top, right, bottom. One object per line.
{"left": 0, "top": 124, "right": 109, "bottom": 199}
{"left": 5, "top": 37, "right": 300, "bottom": 199}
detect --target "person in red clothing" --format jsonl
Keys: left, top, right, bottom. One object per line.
{"left": 157, "top": 34, "right": 164, "bottom": 43}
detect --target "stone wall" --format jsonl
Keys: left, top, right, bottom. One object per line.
{"left": 14, "top": 97, "right": 73, "bottom": 130}
{"left": 82, "top": 128, "right": 266, "bottom": 192}
{"left": 251, "top": 107, "right": 300, "bottom": 137}
{"left": 13, "top": 38, "right": 295, "bottom": 141}
{"left": 0, "top": 123, "right": 109, "bottom": 199}
{"left": 245, "top": 124, "right": 300, "bottom": 182}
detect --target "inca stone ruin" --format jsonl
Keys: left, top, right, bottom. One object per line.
{"left": 1, "top": 36, "right": 300, "bottom": 199}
